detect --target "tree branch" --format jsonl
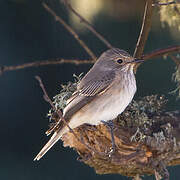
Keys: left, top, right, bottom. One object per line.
{"left": 42, "top": 2, "right": 96, "bottom": 60}
{"left": 142, "top": 45, "right": 180, "bottom": 60}
{"left": 63, "top": 0, "right": 113, "bottom": 49}
{"left": 133, "top": 0, "right": 153, "bottom": 58}
{"left": 0, "top": 59, "right": 93, "bottom": 76}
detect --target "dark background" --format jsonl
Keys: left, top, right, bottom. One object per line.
{"left": 0, "top": 0, "right": 180, "bottom": 179}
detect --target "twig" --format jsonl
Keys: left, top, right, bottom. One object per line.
{"left": 133, "top": 0, "right": 153, "bottom": 58}
{"left": 135, "top": 45, "right": 180, "bottom": 71}
{"left": 63, "top": 0, "right": 113, "bottom": 49}
{"left": 35, "top": 76, "right": 104, "bottom": 156}
{"left": 35, "top": 76, "right": 56, "bottom": 108}
{"left": 42, "top": 2, "right": 96, "bottom": 60}
{"left": 0, "top": 58, "right": 93, "bottom": 75}
{"left": 142, "top": 45, "right": 180, "bottom": 60}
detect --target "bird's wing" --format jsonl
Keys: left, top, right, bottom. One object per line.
{"left": 33, "top": 69, "right": 116, "bottom": 161}
{"left": 63, "top": 69, "right": 116, "bottom": 120}
{"left": 78, "top": 68, "right": 116, "bottom": 96}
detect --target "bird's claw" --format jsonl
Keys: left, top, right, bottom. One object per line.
{"left": 107, "top": 146, "right": 116, "bottom": 157}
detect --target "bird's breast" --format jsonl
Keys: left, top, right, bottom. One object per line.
{"left": 67, "top": 74, "right": 136, "bottom": 129}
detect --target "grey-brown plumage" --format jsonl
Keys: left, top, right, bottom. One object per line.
{"left": 34, "top": 48, "right": 143, "bottom": 161}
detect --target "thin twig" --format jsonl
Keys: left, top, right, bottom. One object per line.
{"left": 1, "top": 46, "right": 179, "bottom": 75}
{"left": 142, "top": 45, "right": 180, "bottom": 60}
{"left": 0, "top": 58, "right": 93, "bottom": 75}
{"left": 136, "top": 45, "right": 180, "bottom": 71}
{"left": 35, "top": 76, "right": 104, "bottom": 156}
{"left": 42, "top": 2, "right": 96, "bottom": 60}
{"left": 35, "top": 76, "right": 56, "bottom": 108}
{"left": 63, "top": 0, "right": 113, "bottom": 49}
{"left": 133, "top": 0, "right": 153, "bottom": 58}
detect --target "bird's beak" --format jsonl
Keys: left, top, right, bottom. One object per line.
{"left": 131, "top": 59, "right": 144, "bottom": 63}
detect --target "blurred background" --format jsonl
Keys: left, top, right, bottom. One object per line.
{"left": 0, "top": 0, "right": 180, "bottom": 179}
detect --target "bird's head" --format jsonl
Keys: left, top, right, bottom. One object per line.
{"left": 96, "top": 48, "right": 144, "bottom": 72}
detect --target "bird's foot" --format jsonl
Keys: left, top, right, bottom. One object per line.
{"left": 101, "top": 120, "right": 116, "bottom": 157}
{"left": 107, "top": 146, "right": 116, "bottom": 158}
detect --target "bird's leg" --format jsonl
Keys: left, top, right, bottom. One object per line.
{"left": 101, "top": 120, "right": 116, "bottom": 155}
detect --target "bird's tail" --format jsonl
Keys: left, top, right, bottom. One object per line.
{"left": 34, "top": 126, "right": 68, "bottom": 161}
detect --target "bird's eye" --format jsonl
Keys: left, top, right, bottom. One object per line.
{"left": 117, "top": 59, "right": 123, "bottom": 64}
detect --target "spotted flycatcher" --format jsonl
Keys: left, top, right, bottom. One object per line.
{"left": 34, "top": 48, "right": 144, "bottom": 161}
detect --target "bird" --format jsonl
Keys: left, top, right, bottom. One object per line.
{"left": 34, "top": 48, "right": 144, "bottom": 161}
